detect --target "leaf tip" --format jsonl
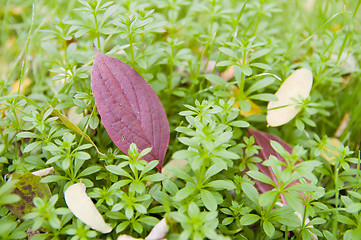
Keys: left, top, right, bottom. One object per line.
{"left": 93, "top": 43, "right": 99, "bottom": 54}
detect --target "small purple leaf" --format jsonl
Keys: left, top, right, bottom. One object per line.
{"left": 91, "top": 46, "right": 170, "bottom": 171}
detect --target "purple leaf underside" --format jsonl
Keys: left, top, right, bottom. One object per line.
{"left": 91, "top": 47, "right": 170, "bottom": 171}
{"left": 248, "top": 129, "right": 302, "bottom": 204}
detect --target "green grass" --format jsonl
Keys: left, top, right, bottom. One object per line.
{"left": 1, "top": 0, "right": 361, "bottom": 239}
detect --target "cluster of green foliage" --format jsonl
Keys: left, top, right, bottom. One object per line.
{"left": 1, "top": 0, "right": 361, "bottom": 239}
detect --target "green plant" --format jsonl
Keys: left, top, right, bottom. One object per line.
{"left": 1, "top": 0, "right": 361, "bottom": 239}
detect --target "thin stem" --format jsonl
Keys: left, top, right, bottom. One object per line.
{"left": 168, "top": 44, "right": 174, "bottom": 93}
{"left": 302, "top": 203, "right": 308, "bottom": 230}
{"left": 93, "top": 10, "right": 101, "bottom": 50}
{"left": 356, "top": 151, "right": 361, "bottom": 191}
{"left": 128, "top": 33, "right": 135, "bottom": 66}
{"left": 17, "top": 3, "right": 35, "bottom": 98}
{"left": 77, "top": 104, "right": 97, "bottom": 147}
{"left": 332, "top": 166, "right": 340, "bottom": 236}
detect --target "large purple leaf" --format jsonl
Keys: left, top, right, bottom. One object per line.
{"left": 91, "top": 46, "right": 170, "bottom": 171}
{"left": 248, "top": 129, "right": 302, "bottom": 204}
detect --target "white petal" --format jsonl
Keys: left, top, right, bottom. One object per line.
{"left": 117, "top": 235, "right": 143, "bottom": 240}
{"left": 64, "top": 183, "right": 112, "bottom": 233}
{"left": 145, "top": 218, "right": 169, "bottom": 240}
{"left": 32, "top": 167, "right": 55, "bottom": 177}
{"left": 267, "top": 68, "right": 313, "bottom": 127}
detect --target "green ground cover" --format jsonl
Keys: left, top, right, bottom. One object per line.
{"left": 1, "top": 0, "right": 361, "bottom": 239}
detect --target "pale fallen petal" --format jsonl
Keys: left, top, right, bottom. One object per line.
{"left": 117, "top": 235, "right": 142, "bottom": 240}
{"left": 64, "top": 183, "right": 112, "bottom": 233}
{"left": 267, "top": 68, "right": 313, "bottom": 127}
{"left": 32, "top": 167, "right": 55, "bottom": 177}
{"left": 145, "top": 218, "right": 169, "bottom": 240}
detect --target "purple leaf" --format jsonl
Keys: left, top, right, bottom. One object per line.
{"left": 248, "top": 129, "right": 302, "bottom": 204}
{"left": 91, "top": 46, "right": 170, "bottom": 171}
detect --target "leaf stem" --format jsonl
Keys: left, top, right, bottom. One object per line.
{"left": 93, "top": 10, "right": 101, "bottom": 50}
{"left": 332, "top": 165, "right": 340, "bottom": 236}
{"left": 17, "top": 3, "right": 35, "bottom": 98}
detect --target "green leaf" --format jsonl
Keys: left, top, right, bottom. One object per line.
{"left": 24, "top": 141, "right": 42, "bottom": 153}
{"left": 249, "top": 93, "right": 277, "bottom": 101}
{"left": 0, "top": 180, "right": 21, "bottom": 206}
{"left": 46, "top": 155, "right": 63, "bottom": 165}
{"left": 247, "top": 171, "right": 276, "bottom": 186}
{"left": 143, "top": 173, "right": 165, "bottom": 182}
{"left": 163, "top": 179, "right": 178, "bottom": 196}
{"left": 240, "top": 214, "right": 261, "bottom": 225}
{"left": 334, "top": 215, "right": 356, "bottom": 225}
{"left": 130, "top": 181, "right": 146, "bottom": 194}
{"left": 345, "top": 203, "right": 361, "bottom": 213}
{"left": 239, "top": 99, "right": 251, "bottom": 112}
{"left": 246, "top": 77, "right": 275, "bottom": 95}
{"left": 241, "top": 182, "right": 259, "bottom": 205}
{"left": 171, "top": 212, "right": 188, "bottom": 223}
{"left": 216, "top": 60, "right": 234, "bottom": 67}
{"left": 219, "top": 47, "right": 239, "bottom": 60}
{"left": 106, "top": 165, "right": 133, "bottom": 179}
{"left": 174, "top": 186, "right": 197, "bottom": 201}
{"left": 206, "top": 180, "right": 236, "bottom": 190}
{"left": 204, "top": 74, "right": 228, "bottom": 85}
{"left": 229, "top": 120, "right": 250, "bottom": 128}
{"left": 259, "top": 191, "right": 279, "bottom": 207}
{"left": 140, "top": 160, "right": 158, "bottom": 177}
{"left": 273, "top": 212, "right": 300, "bottom": 228}
{"left": 116, "top": 221, "right": 130, "bottom": 232}
{"left": 73, "top": 151, "right": 90, "bottom": 160}
{"left": 269, "top": 140, "right": 290, "bottom": 156}
{"left": 138, "top": 216, "right": 159, "bottom": 226}
{"left": 307, "top": 217, "right": 326, "bottom": 226}
{"left": 132, "top": 221, "right": 143, "bottom": 234}
{"left": 17, "top": 131, "right": 39, "bottom": 139}
{"left": 78, "top": 166, "right": 102, "bottom": 177}
{"left": 201, "top": 189, "right": 217, "bottom": 211}
{"left": 134, "top": 204, "right": 147, "bottom": 214}
{"left": 286, "top": 183, "right": 317, "bottom": 192}
{"left": 263, "top": 220, "right": 275, "bottom": 238}
{"left": 250, "top": 63, "right": 272, "bottom": 70}
{"left": 249, "top": 49, "right": 271, "bottom": 62}
{"left": 163, "top": 166, "right": 193, "bottom": 182}
{"left": 40, "top": 175, "right": 68, "bottom": 183}
{"left": 222, "top": 217, "right": 234, "bottom": 225}
{"left": 284, "top": 193, "right": 303, "bottom": 213}
{"left": 240, "top": 66, "right": 252, "bottom": 76}
{"left": 323, "top": 230, "right": 337, "bottom": 240}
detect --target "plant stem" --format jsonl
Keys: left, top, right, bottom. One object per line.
{"left": 17, "top": 3, "right": 35, "bottom": 98}
{"left": 93, "top": 11, "right": 101, "bottom": 50}
{"left": 77, "top": 104, "right": 97, "bottom": 148}
{"left": 332, "top": 166, "right": 340, "bottom": 236}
